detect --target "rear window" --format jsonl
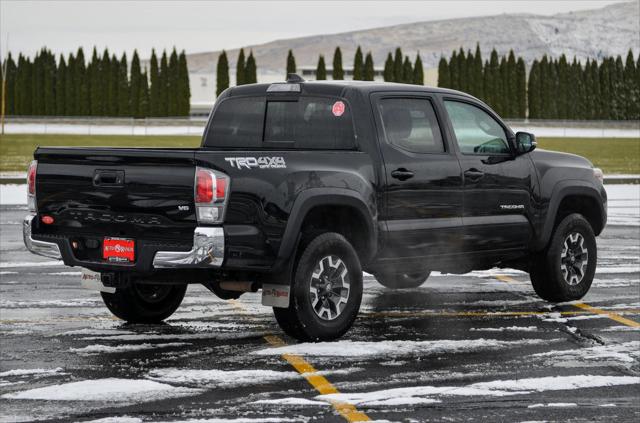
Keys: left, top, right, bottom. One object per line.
{"left": 203, "top": 95, "right": 356, "bottom": 149}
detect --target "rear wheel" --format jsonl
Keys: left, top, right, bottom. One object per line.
{"left": 375, "top": 270, "right": 431, "bottom": 289}
{"left": 530, "top": 213, "right": 597, "bottom": 302}
{"left": 101, "top": 282, "right": 187, "bottom": 323}
{"left": 273, "top": 232, "right": 363, "bottom": 342}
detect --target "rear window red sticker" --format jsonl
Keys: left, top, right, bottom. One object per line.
{"left": 332, "top": 101, "right": 345, "bottom": 117}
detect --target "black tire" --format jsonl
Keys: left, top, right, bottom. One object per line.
{"left": 101, "top": 283, "right": 187, "bottom": 323}
{"left": 375, "top": 270, "right": 431, "bottom": 289}
{"left": 273, "top": 232, "right": 363, "bottom": 342}
{"left": 530, "top": 213, "right": 597, "bottom": 302}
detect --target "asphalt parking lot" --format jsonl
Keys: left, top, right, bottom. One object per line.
{"left": 1, "top": 203, "right": 639, "bottom": 423}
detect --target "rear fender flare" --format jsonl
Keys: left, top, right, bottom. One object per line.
{"left": 274, "top": 188, "right": 377, "bottom": 271}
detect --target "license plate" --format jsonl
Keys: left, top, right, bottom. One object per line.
{"left": 103, "top": 237, "right": 135, "bottom": 262}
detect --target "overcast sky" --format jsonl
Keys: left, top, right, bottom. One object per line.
{"left": 1, "top": 0, "right": 627, "bottom": 59}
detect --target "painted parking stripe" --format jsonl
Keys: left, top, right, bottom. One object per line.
{"left": 229, "top": 300, "right": 371, "bottom": 422}
{"left": 495, "top": 274, "right": 640, "bottom": 328}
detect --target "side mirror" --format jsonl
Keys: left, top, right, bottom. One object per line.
{"left": 515, "top": 131, "right": 537, "bottom": 155}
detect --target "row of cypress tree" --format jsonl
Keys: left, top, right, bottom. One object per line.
{"left": 438, "top": 44, "right": 640, "bottom": 120}
{"left": 2, "top": 47, "right": 190, "bottom": 117}
{"left": 382, "top": 48, "right": 424, "bottom": 85}
{"left": 216, "top": 48, "right": 258, "bottom": 96}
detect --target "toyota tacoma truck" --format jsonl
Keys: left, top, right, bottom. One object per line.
{"left": 24, "top": 76, "right": 607, "bottom": 341}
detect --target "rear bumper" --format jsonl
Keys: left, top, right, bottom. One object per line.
{"left": 23, "top": 215, "right": 62, "bottom": 260}
{"left": 23, "top": 215, "right": 224, "bottom": 271}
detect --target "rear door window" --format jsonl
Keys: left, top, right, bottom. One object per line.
{"left": 377, "top": 98, "right": 445, "bottom": 154}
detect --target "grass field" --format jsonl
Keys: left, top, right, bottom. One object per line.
{"left": 0, "top": 134, "right": 638, "bottom": 174}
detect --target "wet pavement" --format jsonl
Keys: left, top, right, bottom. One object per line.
{"left": 1, "top": 204, "right": 639, "bottom": 423}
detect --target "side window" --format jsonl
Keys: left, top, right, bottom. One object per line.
{"left": 264, "top": 97, "right": 355, "bottom": 149}
{"left": 378, "top": 98, "right": 444, "bottom": 154}
{"left": 444, "top": 100, "right": 510, "bottom": 155}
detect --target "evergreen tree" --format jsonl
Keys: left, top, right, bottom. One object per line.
{"left": 159, "top": 50, "right": 169, "bottom": 116}
{"left": 286, "top": 49, "right": 296, "bottom": 78}
{"left": 589, "top": 59, "right": 601, "bottom": 119}
{"left": 31, "top": 49, "right": 43, "bottom": 115}
{"left": 76, "top": 48, "right": 89, "bottom": 116}
{"left": 456, "top": 48, "right": 466, "bottom": 92}
{"left": 497, "top": 55, "right": 508, "bottom": 116}
{"left": 168, "top": 48, "right": 179, "bottom": 116}
{"left": 465, "top": 48, "right": 474, "bottom": 95}
{"left": 449, "top": 50, "right": 459, "bottom": 90}
{"left": 437, "top": 56, "right": 450, "bottom": 88}
{"left": 236, "top": 48, "right": 246, "bottom": 86}
{"left": 393, "top": 48, "right": 403, "bottom": 83}
{"left": 130, "top": 50, "right": 142, "bottom": 118}
{"left": 364, "top": 52, "right": 374, "bottom": 81}
{"left": 3, "top": 53, "right": 17, "bottom": 115}
{"left": 65, "top": 52, "right": 77, "bottom": 115}
{"left": 482, "top": 59, "right": 492, "bottom": 109}
{"left": 316, "top": 55, "right": 327, "bottom": 80}
{"left": 599, "top": 58, "right": 612, "bottom": 120}
{"left": 383, "top": 53, "right": 394, "bottom": 82}
{"left": 216, "top": 50, "right": 229, "bottom": 96}
{"left": 149, "top": 49, "right": 160, "bottom": 116}
{"left": 332, "top": 47, "right": 344, "bottom": 80}
{"left": 139, "top": 71, "right": 150, "bottom": 118}
{"left": 516, "top": 57, "right": 526, "bottom": 118}
{"left": 353, "top": 46, "right": 363, "bottom": 80}
{"left": 245, "top": 51, "right": 257, "bottom": 83}
{"left": 528, "top": 60, "right": 541, "bottom": 119}
{"left": 473, "top": 43, "right": 484, "bottom": 100}
{"left": 55, "top": 55, "right": 66, "bottom": 115}
{"left": 178, "top": 50, "right": 190, "bottom": 116}
{"left": 488, "top": 49, "right": 501, "bottom": 114}
{"left": 402, "top": 56, "right": 413, "bottom": 84}
{"left": 88, "top": 48, "right": 101, "bottom": 116}
{"left": 109, "top": 53, "right": 120, "bottom": 116}
{"left": 118, "top": 53, "right": 130, "bottom": 117}
{"left": 556, "top": 54, "right": 568, "bottom": 119}
{"left": 506, "top": 50, "right": 517, "bottom": 117}
{"left": 624, "top": 49, "right": 639, "bottom": 119}
{"left": 413, "top": 53, "right": 424, "bottom": 85}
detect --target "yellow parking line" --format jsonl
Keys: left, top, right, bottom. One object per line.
{"left": 230, "top": 300, "right": 370, "bottom": 422}
{"left": 494, "top": 274, "right": 640, "bottom": 328}
{"left": 573, "top": 302, "right": 640, "bottom": 328}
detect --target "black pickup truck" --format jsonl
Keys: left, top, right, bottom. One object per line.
{"left": 24, "top": 76, "right": 607, "bottom": 341}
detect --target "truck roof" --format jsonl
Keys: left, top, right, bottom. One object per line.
{"left": 226, "top": 79, "right": 473, "bottom": 99}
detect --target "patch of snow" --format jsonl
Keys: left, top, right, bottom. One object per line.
{"left": 253, "top": 339, "right": 547, "bottom": 358}
{"left": 81, "top": 331, "right": 266, "bottom": 342}
{"left": 0, "top": 368, "right": 64, "bottom": 377}
{"left": 602, "top": 325, "right": 640, "bottom": 332}
{"left": 0, "top": 261, "right": 63, "bottom": 269}
{"left": 528, "top": 403, "right": 577, "bottom": 408}
{"left": 70, "top": 342, "right": 191, "bottom": 355}
{"left": 1, "top": 378, "right": 201, "bottom": 402}
{"left": 1, "top": 298, "right": 101, "bottom": 308}
{"left": 316, "top": 375, "right": 640, "bottom": 405}
{"left": 0, "top": 184, "right": 26, "bottom": 205}
{"left": 531, "top": 341, "right": 640, "bottom": 367}
{"left": 470, "top": 326, "right": 539, "bottom": 332}
{"left": 146, "top": 368, "right": 301, "bottom": 388}
{"left": 84, "top": 418, "right": 143, "bottom": 423}
{"left": 251, "top": 398, "right": 330, "bottom": 406}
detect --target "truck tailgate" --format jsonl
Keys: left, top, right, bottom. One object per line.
{"left": 34, "top": 147, "right": 197, "bottom": 244}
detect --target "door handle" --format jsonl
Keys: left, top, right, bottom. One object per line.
{"left": 391, "top": 168, "right": 414, "bottom": 181}
{"left": 464, "top": 169, "right": 485, "bottom": 181}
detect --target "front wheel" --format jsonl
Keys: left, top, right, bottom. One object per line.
{"left": 273, "top": 232, "right": 363, "bottom": 342}
{"left": 530, "top": 213, "right": 597, "bottom": 302}
{"left": 375, "top": 270, "right": 431, "bottom": 289}
{"left": 101, "top": 282, "right": 187, "bottom": 323}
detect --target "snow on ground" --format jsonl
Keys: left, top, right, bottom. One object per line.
{"left": 313, "top": 375, "right": 640, "bottom": 406}
{"left": 0, "top": 368, "right": 64, "bottom": 377}
{"left": 69, "top": 342, "right": 191, "bottom": 355}
{"left": 528, "top": 403, "right": 578, "bottom": 408}
{"left": 146, "top": 368, "right": 301, "bottom": 388}
{"left": 531, "top": 341, "right": 640, "bottom": 368}
{"left": 469, "top": 326, "right": 539, "bottom": 332}
{"left": 252, "top": 339, "right": 547, "bottom": 358}
{"left": 0, "top": 260, "right": 64, "bottom": 268}
{"left": 1, "top": 378, "right": 201, "bottom": 402}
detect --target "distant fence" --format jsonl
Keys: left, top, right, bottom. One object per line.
{"left": 1, "top": 117, "right": 639, "bottom": 138}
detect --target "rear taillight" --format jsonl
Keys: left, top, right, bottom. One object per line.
{"left": 194, "top": 167, "right": 229, "bottom": 224}
{"left": 27, "top": 160, "right": 37, "bottom": 213}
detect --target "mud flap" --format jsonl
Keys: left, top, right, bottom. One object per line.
{"left": 262, "top": 283, "right": 290, "bottom": 308}
{"left": 80, "top": 269, "right": 116, "bottom": 293}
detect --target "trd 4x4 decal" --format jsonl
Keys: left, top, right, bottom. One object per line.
{"left": 225, "top": 156, "right": 286, "bottom": 169}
